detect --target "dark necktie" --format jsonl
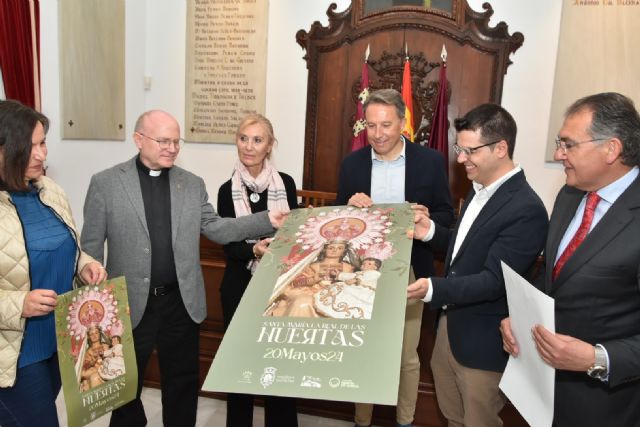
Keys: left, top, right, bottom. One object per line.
{"left": 552, "top": 192, "right": 601, "bottom": 281}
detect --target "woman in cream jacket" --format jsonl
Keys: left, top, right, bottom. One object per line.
{"left": 0, "top": 100, "right": 106, "bottom": 426}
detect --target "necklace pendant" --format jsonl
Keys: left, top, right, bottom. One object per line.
{"left": 249, "top": 192, "right": 260, "bottom": 203}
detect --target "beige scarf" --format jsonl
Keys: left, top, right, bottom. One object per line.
{"left": 231, "top": 159, "right": 290, "bottom": 273}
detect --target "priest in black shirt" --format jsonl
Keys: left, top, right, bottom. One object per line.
{"left": 81, "top": 110, "right": 286, "bottom": 427}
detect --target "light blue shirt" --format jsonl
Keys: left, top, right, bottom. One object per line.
{"left": 555, "top": 167, "right": 639, "bottom": 263}
{"left": 370, "top": 138, "right": 406, "bottom": 203}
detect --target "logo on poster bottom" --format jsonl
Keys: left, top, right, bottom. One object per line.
{"left": 239, "top": 370, "right": 253, "bottom": 384}
{"left": 329, "top": 377, "right": 341, "bottom": 388}
{"left": 300, "top": 376, "right": 322, "bottom": 388}
{"left": 260, "top": 367, "right": 277, "bottom": 388}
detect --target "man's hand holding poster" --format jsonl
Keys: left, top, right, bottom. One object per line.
{"left": 55, "top": 276, "right": 137, "bottom": 427}
{"left": 204, "top": 204, "right": 414, "bottom": 404}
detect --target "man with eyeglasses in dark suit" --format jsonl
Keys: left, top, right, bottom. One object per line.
{"left": 409, "top": 103, "right": 548, "bottom": 427}
{"left": 501, "top": 92, "right": 640, "bottom": 427}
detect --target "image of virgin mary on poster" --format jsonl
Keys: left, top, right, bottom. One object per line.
{"left": 55, "top": 277, "right": 137, "bottom": 427}
{"left": 63, "top": 284, "right": 129, "bottom": 391}
{"left": 264, "top": 207, "right": 398, "bottom": 320}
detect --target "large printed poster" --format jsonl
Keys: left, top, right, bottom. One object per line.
{"left": 203, "top": 204, "right": 414, "bottom": 404}
{"left": 55, "top": 277, "right": 137, "bottom": 427}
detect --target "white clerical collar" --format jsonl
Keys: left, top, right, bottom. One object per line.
{"left": 136, "top": 155, "right": 165, "bottom": 177}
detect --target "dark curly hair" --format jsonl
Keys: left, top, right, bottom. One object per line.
{"left": 454, "top": 103, "right": 517, "bottom": 158}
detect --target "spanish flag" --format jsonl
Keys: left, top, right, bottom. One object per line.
{"left": 401, "top": 58, "right": 414, "bottom": 142}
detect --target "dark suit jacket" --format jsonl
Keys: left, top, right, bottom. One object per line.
{"left": 542, "top": 176, "right": 640, "bottom": 426}
{"left": 430, "top": 170, "right": 548, "bottom": 372}
{"left": 336, "top": 142, "right": 454, "bottom": 278}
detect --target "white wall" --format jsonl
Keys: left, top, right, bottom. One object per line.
{"left": 39, "top": 0, "right": 565, "bottom": 229}
{"left": 40, "top": 0, "right": 147, "bottom": 227}
{"left": 473, "top": 0, "right": 566, "bottom": 212}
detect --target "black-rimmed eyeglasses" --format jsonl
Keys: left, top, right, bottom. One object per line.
{"left": 554, "top": 137, "right": 607, "bottom": 154}
{"left": 453, "top": 140, "right": 501, "bottom": 156}
{"left": 136, "top": 132, "right": 184, "bottom": 149}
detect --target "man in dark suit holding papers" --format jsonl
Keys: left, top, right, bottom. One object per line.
{"left": 500, "top": 92, "right": 640, "bottom": 426}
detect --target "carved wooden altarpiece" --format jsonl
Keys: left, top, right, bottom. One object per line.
{"left": 297, "top": 0, "right": 523, "bottom": 206}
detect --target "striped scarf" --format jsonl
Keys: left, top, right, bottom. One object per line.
{"left": 231, "top": 158, "right": 290, "bottom": 216}
{"left": 231, "top": 159, "right": 290, "bottom": 273}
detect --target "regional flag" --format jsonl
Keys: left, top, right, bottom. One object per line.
{"left": 351, "top": 59, "right": 370, "bottom": 152}
{"left": 427, "top": 45, "right": 450, "bottom": 171}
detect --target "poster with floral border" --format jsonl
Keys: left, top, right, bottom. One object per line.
{"left": 55, "top": 276, "right": 137, "bottom": 427}
{"left": 203, "top": 204, "right": 414, "bottom": 404}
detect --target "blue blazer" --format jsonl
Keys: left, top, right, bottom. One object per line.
{"left": 336, "top": 141, "right": 454, "bottom": 279}
{"left": 430, "top": 170, "right": 548, "bottom": 372}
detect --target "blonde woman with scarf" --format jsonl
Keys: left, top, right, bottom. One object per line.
{"left": 217, "top": 113, "right": 299, "bottom": 427}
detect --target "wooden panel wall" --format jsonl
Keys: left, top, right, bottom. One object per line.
{"left": 59, "top": 0, "right": 125, "bottom": 140}
{"left": 296, "top": 0, "right": 523, "bottom": 207}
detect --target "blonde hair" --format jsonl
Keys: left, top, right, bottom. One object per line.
{"left": 235, "top": 113, "right": 277, "bottom": 158}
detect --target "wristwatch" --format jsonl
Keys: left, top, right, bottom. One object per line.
{"left": 587, "top": 344, "right": 608, "bottom": 380}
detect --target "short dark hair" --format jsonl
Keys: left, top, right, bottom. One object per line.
{"left": 454, "top": 104, "right": 517, "bottom": 158}
{"left": 566, "top": 92, "right": 640, "bottom": 167}
{"left": 363, "top": 88, "right": 406, "bottom": 119}
{"left": 0, "top": 100, "right": 49, "bottom": 191}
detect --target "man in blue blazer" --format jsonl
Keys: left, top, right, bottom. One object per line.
{"left": 81, "top": 110, "right": 285, "bottom": 427}
{"left": 409, "top": 104, "right": 548, "bottom": 426}
{"left": 337, "top": 89, "right": 454, "bottom": 427}
{"left": 501, "top": 93, "right": 640, "bottom": 426}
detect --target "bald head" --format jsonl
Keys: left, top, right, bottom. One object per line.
{"left": 134, "top": 110, "right": 180, "bottom": 135}
{"left": 133, "top": 110, "right": 182, "bottom": 170}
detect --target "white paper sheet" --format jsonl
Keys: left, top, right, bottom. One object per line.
{"left": 499, "top": 261, "right": 555, "bottom": 427}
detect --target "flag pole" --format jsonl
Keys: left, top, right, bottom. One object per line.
{"left": 401, "top": 42, "right": 415, "bottom": 142}
{"left": 351, "top": 44, "right": 371, "bottom": 152}
{"left": 427, "top": 43, "right": 450, "bottom": 171}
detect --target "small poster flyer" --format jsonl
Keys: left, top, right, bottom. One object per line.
{"left": 55, "top": 276, "right": 137, "bottom": 427}
{"left": 203, "top": 204, "right": 414, "bottom": 404}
